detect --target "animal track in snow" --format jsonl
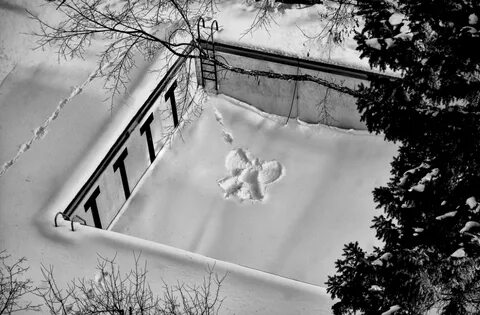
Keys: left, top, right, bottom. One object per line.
{"left": 218, "top": 148, "right": 284, "bottom": 202}
{"left": 214, "top": 107, "right": 234, "bottom": 144}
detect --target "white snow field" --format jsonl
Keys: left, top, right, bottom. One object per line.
{"left": 1, "top": 0, "right": 397, "bottom": 314}
{"left": 214, "top": 0, "right": 367, "bottom": 70}
{"left": 111, "top": 94, "right": 397, "bottom": 286}
{"left": 213, "top": 0, "right": 397, "bottom": 76}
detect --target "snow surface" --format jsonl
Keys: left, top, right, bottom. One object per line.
{"left": 111, "top": 94, "right": 397, "bottom": 286}
{"left": 1, "top": 1, "right": 397, "bottom": 313}
{"left": 218, "top": 147, "right": 284, "bottom": 201}
{"left": 0, "top": 1, "right": 343, "bottom": 313}
{"left": 213, "top": 0, "right": 396, "bottom": 75}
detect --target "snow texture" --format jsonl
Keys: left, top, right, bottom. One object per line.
{"left": 0, "top": 58, "right": 116, "bottom": 177}
{"left": 404, "top": 162, "right": 430, "bottom": 175}
{"left": 388, "top": 13, "right": 405, "bottom": 26}
{"left": 436, "top": 211, "right": 457, "bottom": 220}
{"left": 219, "top": 148, "right": 284, "bottom": 201}
{"left": 469, "top": 13, "right": 478, "bottom": 25}
{"left": 214, "top": 0, "right": 396, "bottom": 75}
{"left": 466, "top": 196, "right": 477, "bottom": 209}
{"left": 365, "top": 38, "right": 382, "bottom": 50}
{"left": 0, "top": 1, "right": 399, "bottom": 312}
{"left": 460, "top": 221, "right": 480, "bottom": 234}
{"left": 111, "top": 95, "right": 396, "bottom": 285}
{"left": 0, "top": 3, "right": 335, "bottom": 313}
{"left": 409, "top": 183, "right": 425, "bottom": 193}
{"left": 399, "top": 24, "right": 411, "bottom": 34}
{"left": 369, "top": 285, "right": 384, "bottom": 292}
{"left": 421, "top": 168, "right": 439, "bottom": 182}
{"left": 450, "top": 248, "right": 466, "bottom": 258}
{"left": 381, "top": 305, "right": 401, "bottom": 315}
{"left": 436, "top": 211, "right": 458, "bottom": 220}
{"left": 372, "top": 252, "right": 393, "bottom": 266}
{"left": 379, "top": 252, "right": 393, "bottom": 261}
{"left": 214, "top": 107, "right": 234, "bottom": 144}
{"left": 394, "top": 31, "right": 413, "bottom": 41}
{"left": 214, "top": 105, "right": 284, "bottom": 202}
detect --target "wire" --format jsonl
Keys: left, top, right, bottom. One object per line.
{"left": 285, "top": 60, "right": 300, "bottom": 124}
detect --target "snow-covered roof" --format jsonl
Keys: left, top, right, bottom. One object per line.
{"left": 213, "top": 1, "right": 396, "bottom": 76}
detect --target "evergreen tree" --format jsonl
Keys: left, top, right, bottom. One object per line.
{"left": 326, "top": 1, "right": 480, "bottom": 314}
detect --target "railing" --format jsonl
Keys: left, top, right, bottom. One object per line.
{"left": 199, "top": 39, "right": 397, "bottom": 81}
{"left": 61, "top": 44, "right": 195, "bottom": 229}
{"left": 58, "top": 20, "right": 398, "bottom": 230}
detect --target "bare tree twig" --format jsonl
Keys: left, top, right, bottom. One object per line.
{"left": 0, "top": 0, "right": 367, "bottom": 180}
{"left": 0, "top": 64, "right": 17, "bottom": 93}
{"left": 38, "top": 253, "right": 227, "bottom": 314}
{"left": 0, "top": 250, "right": 41, "bottom": 314}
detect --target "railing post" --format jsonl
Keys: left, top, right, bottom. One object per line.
{"left": 70, "top": 215, "right": 87, "bottom": 231}
{"left": 197, "top": 17, "right": 206, "bottom": 87}
{"left": 54, "top": 212, "right": 68, "bottom": 227}
{"left": 197, "top": 17, "right": 205, "bottom": 41}
{"left": 210, "top": 20, "right": 219, "bottom": 91}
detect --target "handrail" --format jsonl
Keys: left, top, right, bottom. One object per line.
{"left": 54, "top": 212, "right": 69, "bottom": 227}
{"left": 70, "top": 215, "right": 87, "bottom": 231}
{"left": 210, "top": 20, "right": 219, "bottom": 91}
{"left": 63, "top": 44, "right": 195, "bottom": 219}
{"left": 210, "top": 20, "right": 218, "bottom": 39}
{"left": 197, "top": 17, "right": 205, "bottom": 41}
{"left": 199, "top": 39, "right": 398, "bottom": 81}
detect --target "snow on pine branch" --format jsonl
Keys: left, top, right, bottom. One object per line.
{"left": 0, "top": 59, "right": 117, "bottom": 178}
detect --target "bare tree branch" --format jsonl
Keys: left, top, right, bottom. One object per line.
{"left": 0, "top": 64, "right": 17, "bottom": 93}
{"left": 0, "top": 0, "right": 366, "bottom": 179}
{"left": 39, "top": 253, "right": 227, "bottom": 314}
{"left": 242, "top": 0, "right": 359, "bottom": 45}
{"left": 0, "top": 250, "right": 41, "bottom": 314}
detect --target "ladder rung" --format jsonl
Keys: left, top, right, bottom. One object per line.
{"left": 203, "top": 69, "right": 216, "bottom": 74}
{"left": 201, "top": 62, "right": 216, "bottom": 68}
{"left": 202, "top": 66, "right": 216, "bottom": 72}
{"left": 203, "top": 77, "right": 217, "bottom": 81}
{"left": 201, "top": 60, "right": 215, "bottom": 66}
{"left": 201, "top": 55, "right": 215, "bottom": 60}
{"left": 202, "top": 72, "right": 216, "bottom": 79}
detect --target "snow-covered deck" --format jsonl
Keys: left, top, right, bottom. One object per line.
{"left": 0, "top": 57, "right": 335, "bottom": 314}
{"left": 1, "top": 1, "right": 397, "bottom": 313}
{"left": 111, "top": 94, "right": 397, "bottom": 286}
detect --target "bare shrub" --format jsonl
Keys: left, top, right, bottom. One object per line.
{"left": 39, "top": 253, "right": 227, "bottom": 315}
{"left": 0, "top": 250, "right": 40, "bottom": 314}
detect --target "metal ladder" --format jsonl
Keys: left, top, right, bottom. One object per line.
{"left": 197, "top": 18, "right": 219, "bottom": 91}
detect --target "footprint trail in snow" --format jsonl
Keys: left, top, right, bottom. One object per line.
{"left": 214, "top": 107, "right": 234, "bottom": 144}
